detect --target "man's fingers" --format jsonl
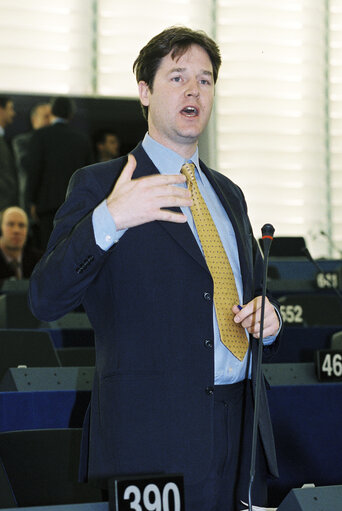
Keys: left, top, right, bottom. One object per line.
{"left": 156, "top": 210, "right": 188, "bottom": 223}
{"left": 118, "top": 153, "right": 137, "bottom": 182}
{"left": 145, "top": 172, "right": 187, "bottom": 186}
{"left": 107, "top": 162, "right": 191, "bottom": 230}
{"left": 117, "top": 159, "right": 188, "bottom": 194}
{"left": 233, "top": 297, "right": 261, "bottom": 324}
{"left": 156, "top": 194, "right": 192, "bottom": 209}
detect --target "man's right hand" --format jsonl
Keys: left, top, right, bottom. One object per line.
{"left": 106, "top": 154, "right": 193, "bottom": 230}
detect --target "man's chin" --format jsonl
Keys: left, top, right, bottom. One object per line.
{"left": 7, "top": 243, "right": 24, "bottom": 251}
{"left": 176, "top": 128, "right": 201, "bottom": 144}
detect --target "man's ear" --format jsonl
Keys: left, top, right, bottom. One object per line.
{"left": 138, "top": 81, "right": 150, "bottom": 107}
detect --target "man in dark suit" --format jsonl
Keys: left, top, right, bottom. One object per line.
{"left": 26, "top": 96, "right": 93, "bottom": 249}
{"left": 12, "top": 102, "right": 51, "bottom": 211}
{"left": 0, "top": 206, "right": 42, "bottom": 283}
{"left": 0, "top": 96, "right": 18, "bottom": 211}
{"left": 29, "top": 27, "right": 281, "bottom": 511}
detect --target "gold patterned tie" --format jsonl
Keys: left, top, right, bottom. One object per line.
{"left": 181, "top": 162, "right": 248, "bottom": 361}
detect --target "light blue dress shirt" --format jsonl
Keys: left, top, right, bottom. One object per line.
{"left": 92, "top": 133, "right": 277, "bottom": 383}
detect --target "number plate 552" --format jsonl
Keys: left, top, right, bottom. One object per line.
{"left": 280, "top": 304, "right": 303, "bottom": 324}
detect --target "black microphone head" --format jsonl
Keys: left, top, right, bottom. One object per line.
{"left": 261, "top": 223, "right": 275, "bottom": 239}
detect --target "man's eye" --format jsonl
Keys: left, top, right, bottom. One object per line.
{"left": 172, "top": 76, "right": 181, "bottom": 82}
{"left": 200, "top": 79, "right": 210, "bottom": 85}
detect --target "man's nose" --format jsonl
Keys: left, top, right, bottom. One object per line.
{"left": 185, "top": 80, "right": 200, "bottom": 97}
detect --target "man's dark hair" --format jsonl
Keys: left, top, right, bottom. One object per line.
{"left": 50, "top": 96, "right": 76, "bottom": 120}
{"left": 133, "top": 26, "right": 222, "bottom": 120}
{"left": 0, "top": 96, "right": 11, "bottom": 109}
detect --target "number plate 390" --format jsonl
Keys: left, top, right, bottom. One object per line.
{"left": 109, "top": 474, "right": 184, "bottom": 511}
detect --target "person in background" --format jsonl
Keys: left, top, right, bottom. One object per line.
{"left": 29, "top": 27, "right": 282, "bottom": 511}
{"left": 0, "top": 96, "right": 18, "bottom": 211}
{"left": 12, "top": 102, "right": 51, "bottom": 211}
{"left": 93, "top": 129, "right": 121, "bottom": 162}
{"left": 0, "top": 206, "right": 42, "bottom": 282}
{"left": 26, "top": 96, "right": 93, "bottom": 249}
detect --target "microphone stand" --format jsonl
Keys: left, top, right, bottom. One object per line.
{"left": 319, "top": 230, "right": 342, "bottom": 258}
{"left": 248, "top": 224, "right": 274, "bottom": 511}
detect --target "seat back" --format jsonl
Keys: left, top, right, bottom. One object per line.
{"left": 0, "top": 457, "right": 17, "bottom": 508}
{"left": 0, "top": 330, "right": 60, "bottom": 380}
{"left": 0, "top": 428, "right": 103, "bottom": 506}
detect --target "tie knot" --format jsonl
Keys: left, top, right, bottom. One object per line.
{"left": 181, "top": 162, "right": 196, "bottom": 183}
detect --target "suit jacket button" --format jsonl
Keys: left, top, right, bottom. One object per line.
{"left": 205, "top": 386, "right": 214, "bottom": 395}
{"left": 203, "top": 292, "right": 212, "bottom": 302}
{"left": 204, "top": 339, "right": 213, "bottom": 349}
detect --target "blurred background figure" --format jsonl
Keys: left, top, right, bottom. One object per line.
{"left": 93, "top": 129, "right": 121, "bottom": 162}
{"left": 26, "top": 96, "right": 93, "bottom": 249}
{"left": 0, "top": 206, "right": 42, "bottom": 282}
{"left": 12, "top": 102, "right": 51, "bottom": 211}
{"left": 0, "top": 96, "right": 19, "bottom": 211}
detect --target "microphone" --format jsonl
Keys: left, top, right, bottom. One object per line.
{"left": 248, "top": 223, "right": 275, "bottom": 511}
{"left": 261, "top": 223, "right": 275, "bottom": 255}
{"left": 301, "top": 246, "right": 342, "bottom": 303}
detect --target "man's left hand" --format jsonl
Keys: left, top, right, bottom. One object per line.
{"left": 232, "top": 297, "right": 280, "bottom": 339}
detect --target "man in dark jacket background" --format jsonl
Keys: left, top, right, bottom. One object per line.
{"left": 12, "top": 101, "right": 51, "bottom": 212}
{"left": 0, "top": 96, "right": 18, "bottom": 212}
{"left": 26, "top": 96, "right": 93, "bottom": 249}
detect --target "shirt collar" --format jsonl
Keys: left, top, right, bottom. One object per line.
{"left": 0, "top": 246, "right": 22, "bottom": 264}
{"left": 52, "top": 118, "right": 67, "bottom": 125}
{"left": 142, "top": 132, "right": 203, "bottom": 182}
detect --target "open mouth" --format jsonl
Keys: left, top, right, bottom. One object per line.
{"left": 181, "top": 106, "right": 199, "bottom": 117}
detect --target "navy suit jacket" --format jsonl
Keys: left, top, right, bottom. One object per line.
{"left": 29, "top": 142, "right": 280, "bottom": 486}
{"left": 26, "top": 122, "right": 93, "bottom": 214}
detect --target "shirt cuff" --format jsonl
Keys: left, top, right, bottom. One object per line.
{"left": 92, "top": 199, "right": 127, "bottom": 250}
{"left": 263, "top": 305, "right": 283, "bottom": 346}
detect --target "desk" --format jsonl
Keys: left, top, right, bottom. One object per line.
{"left": 0, "top": 390, "right": 90, "bottom": 432}
{"left": 264, "top": 326, "right": 342, "bottom": 363}
{"left": 267, "top": 381, "right": 342, "bottom": 506}
{"left": 0, "top": 503, "right": 109, "bottom": 511}
{"left": 268, "top": 258, "right": 342, "bottom": 286}
{"left": 1, "top": 374, "right": 341, "bottom": 508}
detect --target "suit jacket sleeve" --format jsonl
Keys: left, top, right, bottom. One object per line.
{"left": 29, "top": 162, "right": 121, "bottom": 321}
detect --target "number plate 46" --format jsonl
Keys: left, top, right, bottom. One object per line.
{"left": 316, "top": 350, "right": 342, "bottom": 382}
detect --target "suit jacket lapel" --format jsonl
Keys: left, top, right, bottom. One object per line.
{"left": 199, "top": 160, "right": 253, "bottom": 296}
{"left": 131, "top": 143, "right": 209, "bottom": 272}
